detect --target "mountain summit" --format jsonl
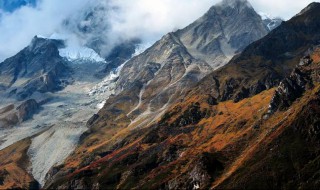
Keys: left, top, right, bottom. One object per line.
{"left": 176, "top": 0, "right": 268, "bottom": 68}
{"left": 217, "top": 0, "right": 252, "bottom": 8}
{"left": 110, "top": 0, "right": 269, "bottom": 132}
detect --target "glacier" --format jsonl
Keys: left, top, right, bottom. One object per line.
{"left": 59, "top": 46, "right": 106, "bottom": 63}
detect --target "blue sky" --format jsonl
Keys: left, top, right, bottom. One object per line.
{"left": 0, "top": 0, "right": 36, "bottom": 12}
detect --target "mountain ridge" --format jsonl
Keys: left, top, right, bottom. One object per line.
{"left": 0, "top": 0, "right": 307, "bottom": 189}
{"left": 42, "top": 2, "right": 320, "bottom": 189}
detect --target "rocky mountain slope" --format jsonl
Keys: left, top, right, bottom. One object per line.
{"left": 43, "top": 2, "right": 320, "bottom": 189}
{"left": 0, "top": 0, "right": 286, "bottom": 189}
{"left": 192, "top": 1, "right": 320, "bottom": 103}
{"left": 47, "top": 47, "right": 320, "bottom": 189}
{"left": 215, "top": 46, "right": 320, "bottom": 189}
{"left": 102, "top": 0, "right": 269, "bottom": 135}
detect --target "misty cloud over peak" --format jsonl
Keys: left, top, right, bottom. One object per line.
{"left": 0, "top": 0, "right": 318, "bottom": 62}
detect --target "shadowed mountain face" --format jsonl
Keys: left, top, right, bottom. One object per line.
{"left": 0, "top": 36, "right": 71, "bottom": 101}
{"left": 40, "top": 2, "right": 320, "bottom": 190}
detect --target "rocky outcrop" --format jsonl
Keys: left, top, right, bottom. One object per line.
{"left": 168, "top": 153, "right": 224, "bottom": 190}
{"left": 16, "top": 99, "right": 40, "bottom": 122}
{"left": 268, "top": 54, "right": 319, "bottom": 114}
{"left": 86, "top": 114, "right": 99, "bottom": 127}
{"left": 0, "top": 99, "right": 40, "bottom": 128}
{"left": 169, "top": 103, "right": 205, "bottom": 128}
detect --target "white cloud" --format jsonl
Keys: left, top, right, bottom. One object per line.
{"left": 0, "top": 0, "right": 91, "bottom": 61}
{"left": 0, "top": 0, "right": 318, "bottom": 61}
{"left": 250, "top": 0, "right": 319, "bottom": 20}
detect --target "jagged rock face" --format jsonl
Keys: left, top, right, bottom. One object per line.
{"left": 194, "top": 2, "right": 320, "bottom": 103}
{"left": 0, "top": 36, "right": 71, "bottom": 100}
{"left": 167, "top": 152, "right": 224, "bottom": 189}
{"left": 176, "top": 0, "right": 269, "bottom": 68}
{"left": 268, "top": 52, "right": 320, "bottom": 113}
{"left": 117, "top": 0, "right": 269, "bottom": 89}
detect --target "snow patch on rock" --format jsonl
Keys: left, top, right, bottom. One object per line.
{"left": 89, "top": 62, "right": 125, "bottom": 98}
{"left": 96, "top": 100, "right": 106, "bottom": 109}
{"left": 133, "top": 43, "right": 152, "bottom": 57}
